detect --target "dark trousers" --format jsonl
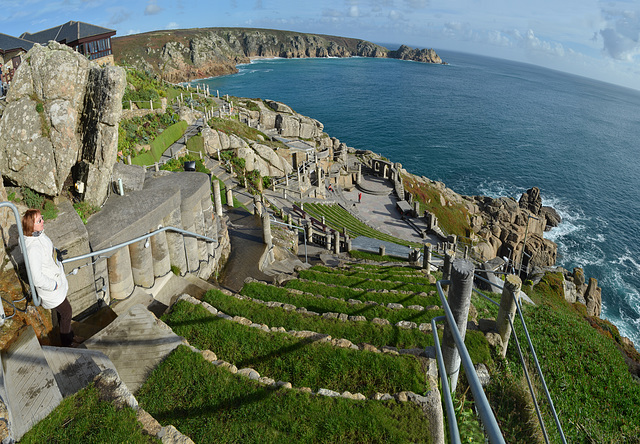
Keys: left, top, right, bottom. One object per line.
{"left": 55, "top": 298, "right": 73, "bottom": 346}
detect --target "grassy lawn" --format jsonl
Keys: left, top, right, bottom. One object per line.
{"left": 485, "top": 272, "right": 640, "bottom": 443}
{"left": 303, "top": 203, "right": 423, "bottom": 249}
{"left": 20, "top": 384, "right": 158, "bottom": 443}
{"left": 137, "top": 346, "right": 434, "bottom": 443}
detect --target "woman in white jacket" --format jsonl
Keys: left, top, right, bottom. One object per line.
{"left": 22, "top": 209, "right": 74, "bottom": 347}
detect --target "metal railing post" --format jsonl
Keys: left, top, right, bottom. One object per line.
{"left": 0, "top": 202, "right": 38, "bottom": 310}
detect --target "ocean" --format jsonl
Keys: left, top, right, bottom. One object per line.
{"left": 196, "top": 51, "right": 640, "bottom": 347}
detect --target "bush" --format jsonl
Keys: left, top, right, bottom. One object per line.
{"left": 21, "top": 187, "right": 44, "bottom": 209}
{"left": 73, "top": 201, "right": 100, "bottom": 224}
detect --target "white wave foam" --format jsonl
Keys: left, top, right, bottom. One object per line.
{"left": 613, "top": 252, "right": 640, "bottom": 273}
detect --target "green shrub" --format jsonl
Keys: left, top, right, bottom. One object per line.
{"left": 73, "top": 201, "right": 100, "bottom": 224}
{"left": 171, "top": 265, "right": 181, "bottom": 276}
{"left": 21, "top": 187, "right": 44, "bottom": 209}
{"left": 41, "top": 200, "right": 58, "bottom": 220}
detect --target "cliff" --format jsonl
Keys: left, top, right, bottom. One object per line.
{"left": 112, "top": 27, "right": 445, "bottom": 83}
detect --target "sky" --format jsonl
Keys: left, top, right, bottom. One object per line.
{"left": 2, "top": 0, "right": 640, "bottom": 90}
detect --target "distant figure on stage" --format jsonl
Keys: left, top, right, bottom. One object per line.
{"left": 358, "top": 192, "right": 362, "bottom": 203}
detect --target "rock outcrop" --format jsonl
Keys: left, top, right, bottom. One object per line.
{"left": 388, "top": 45, "right": 443, "bottom": 64}
{"left": 113, "top": 28, "right": 444, "bottom": 83}
{"left": 0, "top": 42, "right": 126, "bottom": 206}
{"left": 472, "top": 187, "right": 558, "bottom": 268}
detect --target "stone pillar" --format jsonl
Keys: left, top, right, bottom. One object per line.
{"left": 262, "top": 213, "right": 272, "bottom": 247}
{"left": 307, "top": 224, "right": 313, "bottom": 244}
{"left": 163, "top": 208, "right": 188, "bottom": 276}
{"left": 316, "top": 165, "right": 322, "bottom": 187}
{"left": 379, "top": 245, "right": 386, "bottom": 257}
{"left": 423, "top": 244, "right": 433, "bottom": 273}
{"left": 254, "top": 196, "right": 263, "bottom": 217}
{"left": 107, "top": 247, "right": 134, "bottom": 300}
{"left": 326, "top": 228, "right": 332, "bottom": 251}
{"left": 150, "top": 230, "right": 171, "bottom": 278}
{"left": 357, "top": 163, "right": 362, "bottom": 184}
{"left": 201, "top": 195, "right": 215, "bottom": 258}
{"left": 129, "top": 238, "right": 154, "bottom": 288}
{"left": 346, "top": 236, "right": 352, "bottom": 252}
{"left": 496, "top": 275, "right": 522, "bottom": 357}
{"left": 442, "top": 259, "right": 474, "bottom": 393}
{"left": 226, "top": 188, "right": 233, "bottom": 207}
{"left": 333, "top": 231, "right": 340, "bottom": 254}
{"left": 442, "top": 249, "right": 456, "bottom": 294}
{"left": 213, "top": 180, "right": 223, "bottom": 217}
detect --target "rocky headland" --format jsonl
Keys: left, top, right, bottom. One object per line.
{"left": 112, "top": 27, "right": 445, "bottom": 83}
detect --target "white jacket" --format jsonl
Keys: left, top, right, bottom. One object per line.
{"left": 24, "top": 231, "right": 68, "bottom": 309}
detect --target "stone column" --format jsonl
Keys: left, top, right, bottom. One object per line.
{"left": 423, "top": 244, "right": 433, "bottom": 273}
{"left": 163, "top": 208, "right": 188, "bottom": 276}
{"left": 326, "top": 228, "right": 332, "bottom": 251}
{"left": 226, "top": 188, "right": 234, "bottom": 207}
{"left": 262, "top": 213, "right": 272, "bottom": 247}
{"left": 496, "top": 274, "right": 522, "bottom": 357}
{"left": 442, "top": 249, "right": 456, "bottom": 293}
{"left": 129, "top": 239, "right": 154, "bottom": 288}
{"left": 150, "top": 230, "right": 171, "bottom": 278}
{"left": 213, "top": 180, "right": 223, "bottom": 217}
{"left": 379, "top": 245, "right": 386, "bottom": 257}
{"left": 442, "top": 259, "right": 474, "bottom": 393}
{"left": 107, "top": 247, "right": 134, "bottom": 300}
{"left": 333, "top": 231, "right": 340, "bottom": 254}
{"left": 307, "top": 223, "right": 313, "bottom": 244}
{"left": 254, "top": 196, "right": 263, "bottom": 217}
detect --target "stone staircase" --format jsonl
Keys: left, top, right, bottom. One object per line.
{"left": 0, "top": 273, "right": 216, "bottom": 442}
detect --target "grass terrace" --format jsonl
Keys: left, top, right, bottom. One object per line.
{"left": 161, "top": 299, "right": 428, "bottom": 396}
{"left": 137, "top": 346, "right": 434, "bottom": 443}
{"left": 303, "top": 203, "right": 423, "bottom": 249}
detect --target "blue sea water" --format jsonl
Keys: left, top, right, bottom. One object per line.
{"left": 198, "top": 51, "right": 640, "bottom": 347}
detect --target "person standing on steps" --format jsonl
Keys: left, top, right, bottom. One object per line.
{"left": 358, "top": 192, "right": 362, "bottom": 203}
{"left": 22, "top": 209, "right": 77, "bottom": 347}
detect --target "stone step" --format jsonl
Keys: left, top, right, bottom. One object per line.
{"left": 42, "top": 346, "right": 119, "bottom": 398}
{"left": 83, "top": 304, "right": 184, "bottom": 394}
{"left": 2, "top": 327, "right": 63, "bottom": 442}
{"left": 151, "top": 272, "right": 213, "bottom": 307}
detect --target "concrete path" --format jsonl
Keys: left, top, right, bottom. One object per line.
{"left": 82, "top": 304, "right": 184, "bottom": 394}
{"left": 218, "top": 207, "right": 271, "bottom": 293}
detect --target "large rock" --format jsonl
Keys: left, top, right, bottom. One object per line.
{"left": 584, "top": 277, "right": 602, "bottom": 317}
{"left": 0, "top": 42, "right": 125, "bottom": 206}
{"left": 519, "top": 187, "right": 542, "bottom": 214}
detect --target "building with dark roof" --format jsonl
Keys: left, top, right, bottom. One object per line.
{"left": 20, "top": 21, "right": 116, "bottom": 66}
{"left": 0, "top": 33, "right": 35, "bottom": 83}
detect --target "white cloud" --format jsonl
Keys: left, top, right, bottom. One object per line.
{"left": 349, "top": 6, "right": 360, "bottom": 17}
{"left": 166, "top": 22, "right": 179, "bottom": 30}
{"left": 599, "top": 8, "right": 640, "bottom": 61}
{"left": 145, "top": 0, "right": 162, "bottom": 15}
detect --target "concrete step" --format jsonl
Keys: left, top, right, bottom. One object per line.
{"left": 42, "top": 346, "right": 119, "bottom": 398}
{"left": 2, "top": 327, "right": 63, "bottom": 442}
{"left": 150, "top": 272, "right": 213, "bottom": 307}
{"left": 111, "top": 287, "right": 157, "bottom": 317}
{"left": 83, "top": 304, "right": 184, "bottom": 394}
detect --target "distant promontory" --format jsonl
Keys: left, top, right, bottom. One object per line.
{"left": 112, "top": 27, "right": 445, "bottom": 83}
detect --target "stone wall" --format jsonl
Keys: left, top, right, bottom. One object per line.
{"left": 85, "top": 171, "right": 230, "bottom": 305}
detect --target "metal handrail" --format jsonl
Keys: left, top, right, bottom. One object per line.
{"left": 431, "top": 315, "right": 461, "bottom": 444}
{"left": 61, "top": 225, "right": 218, "bottom": 272}
{"left": 434, "top": 279, "right": 506, "bottom": 443}
{"left": 0, "top": 202, "right": 38, "bottom": 324}
{"left": 470, "top": 276, "right": 567, "bottom": 443}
